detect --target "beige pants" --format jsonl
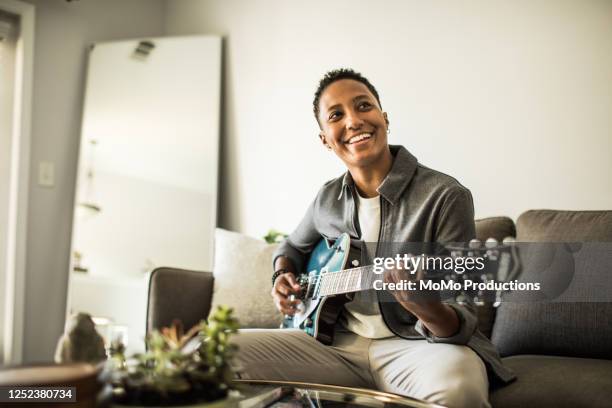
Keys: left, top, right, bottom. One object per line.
{"left": 232, "top": 328, "right": 490, "bottom": 408}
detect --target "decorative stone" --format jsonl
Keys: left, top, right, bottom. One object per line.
{"left": 54, "top": 312, "right": 106, "bottom": 364}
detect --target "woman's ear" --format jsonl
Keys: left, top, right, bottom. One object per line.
{"left": 383, "top": 112, "right": 390, "bottom": 127}
{"left": 319, "top": 133, "right": 332, "bottom": 150}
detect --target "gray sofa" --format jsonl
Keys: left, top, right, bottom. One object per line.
{"left": 147, "top": 210, "right": 612, "bottom": 408}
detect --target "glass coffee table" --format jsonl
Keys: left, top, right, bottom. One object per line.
{"left": 231, "top": 380, "right": 442, "bottom": 408}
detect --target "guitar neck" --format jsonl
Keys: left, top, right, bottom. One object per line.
{"left": 317, "top": 265, "right": 377, "bottom": 297}
{"left": 306, "top": 235, "right": 519, "bottom": 301}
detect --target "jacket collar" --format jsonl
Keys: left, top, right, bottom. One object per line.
{"left": 338, "top": 145, "right": 418, "bottom": 205}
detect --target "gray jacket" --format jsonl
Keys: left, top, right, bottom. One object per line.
{"left": 274, "top": 145, "right": 515, "bottom": 384}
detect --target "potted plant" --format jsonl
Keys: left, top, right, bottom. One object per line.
{"left": 108, "top": 306, "right": 239, "bottom": 407}
{"left": 263, "top": 229, "right": 287, "bottom": 244}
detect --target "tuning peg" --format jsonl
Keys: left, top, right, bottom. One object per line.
{"left": 455, "top": 293, "right": 467, "bottom": 304}
{"left": 502, "top": 236, "right": 516, "bottom": 245}
{"left": 469, "top": 239, "right": 481, "bottom": 249}
{"left": 485, "top": 238, "right": 499, "bottom": 249}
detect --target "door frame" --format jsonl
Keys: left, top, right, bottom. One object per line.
{"left": 0, "top": 0, "right": 34, "bottom": 365}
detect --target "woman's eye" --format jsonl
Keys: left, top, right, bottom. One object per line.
{"left": 329, "top": 111, "right": 342, "bottom": 120}
{"left": 358, "top": 102, "right": 372, "bottom": 110}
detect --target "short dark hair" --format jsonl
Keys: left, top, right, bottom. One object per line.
{"left": 313, "top": 68, "right": 382, "bottom": 126}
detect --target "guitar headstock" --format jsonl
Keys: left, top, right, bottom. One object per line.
{"left": 444, "top": 237, "right": 521, "bottom": 305}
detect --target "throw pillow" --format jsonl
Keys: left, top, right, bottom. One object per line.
{"left": 209, "top": 228, "right": 283, "bottom": 328}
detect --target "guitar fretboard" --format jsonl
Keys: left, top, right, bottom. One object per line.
{"left": 317, "top": 265, "right": 377, "bottom": 296}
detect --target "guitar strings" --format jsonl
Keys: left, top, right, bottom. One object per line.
{"left": 304, "top": 266, "right": 377, "bottom": 296}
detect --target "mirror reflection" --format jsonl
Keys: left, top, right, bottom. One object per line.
{"left": 67, "top": 36, "right": 221, "bottom": 354}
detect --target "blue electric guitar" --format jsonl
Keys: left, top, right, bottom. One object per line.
{"left": 281, "top": 233, "right": 520, "bottom": 345}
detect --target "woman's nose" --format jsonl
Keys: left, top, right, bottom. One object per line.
{"left": 345, "top": 111, "right": 364, "bottom": 130}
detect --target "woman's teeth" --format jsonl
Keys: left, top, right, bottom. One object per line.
{"left": 347, "top": 133, "right": 372, "bottom": 144}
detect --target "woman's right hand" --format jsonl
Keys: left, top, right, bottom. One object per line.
{"left": 271, "top": 272, "right": 302, "bottom": 315}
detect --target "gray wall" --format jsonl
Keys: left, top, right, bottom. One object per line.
{"left": 22, "top": 0, "right": 164, "bottom": 363}
{"left": 165, "top": 0, "right": 612, "bottom": 238}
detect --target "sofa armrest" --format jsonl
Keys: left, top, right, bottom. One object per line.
{"left": 146, "top": 267, "right": 214, "bottom": 335}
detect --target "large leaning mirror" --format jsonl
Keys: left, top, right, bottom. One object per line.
{"left": 67, "top": 36, "right": 221, "bottom": 354}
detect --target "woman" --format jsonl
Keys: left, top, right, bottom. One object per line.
{"left": 234, "top": 68, "right": 513, "bottom": 408}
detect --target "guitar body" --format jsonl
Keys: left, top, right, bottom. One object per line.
{"left": 281, "top": 233, "right": 353, "bottom": 345}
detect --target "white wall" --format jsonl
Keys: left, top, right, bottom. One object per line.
{"left": 165, "top": 0, "right": 612, "bottom": 238}
{"left": 21, "top": 0, "right": 164, "bottom": 363}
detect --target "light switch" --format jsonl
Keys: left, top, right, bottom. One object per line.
{"left": 38, "top": 161, "right": 55, "bottom": 187}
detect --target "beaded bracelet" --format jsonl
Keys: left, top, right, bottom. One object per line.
{"left": 271, "top": 268, "right": 290, "bottom": 286}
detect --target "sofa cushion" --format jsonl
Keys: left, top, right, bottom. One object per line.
{"left": 210, "top": 228, "right": 283, "bottom": 328}
{"left": 490, "top": 355, "right": 612, "bottom": 408}
{"left": 515, "top": 210, "right": 612, "bottom": 241}
{"left": 474, "top": 217, "right": 516, "bottom": 338}
{"left": 491, "top": 210, "right": 612, "bottom": 359}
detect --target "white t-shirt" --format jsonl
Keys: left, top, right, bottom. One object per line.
{"left": 340, "top": 193, "right": 395, "bottom": 338}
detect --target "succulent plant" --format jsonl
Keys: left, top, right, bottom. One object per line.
{"left": 109, "top": 306, "right": 239, "bottom": 406}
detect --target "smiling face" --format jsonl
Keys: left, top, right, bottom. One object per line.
{"left": 318, "top": 79, "right": 390, "bottom": 170}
